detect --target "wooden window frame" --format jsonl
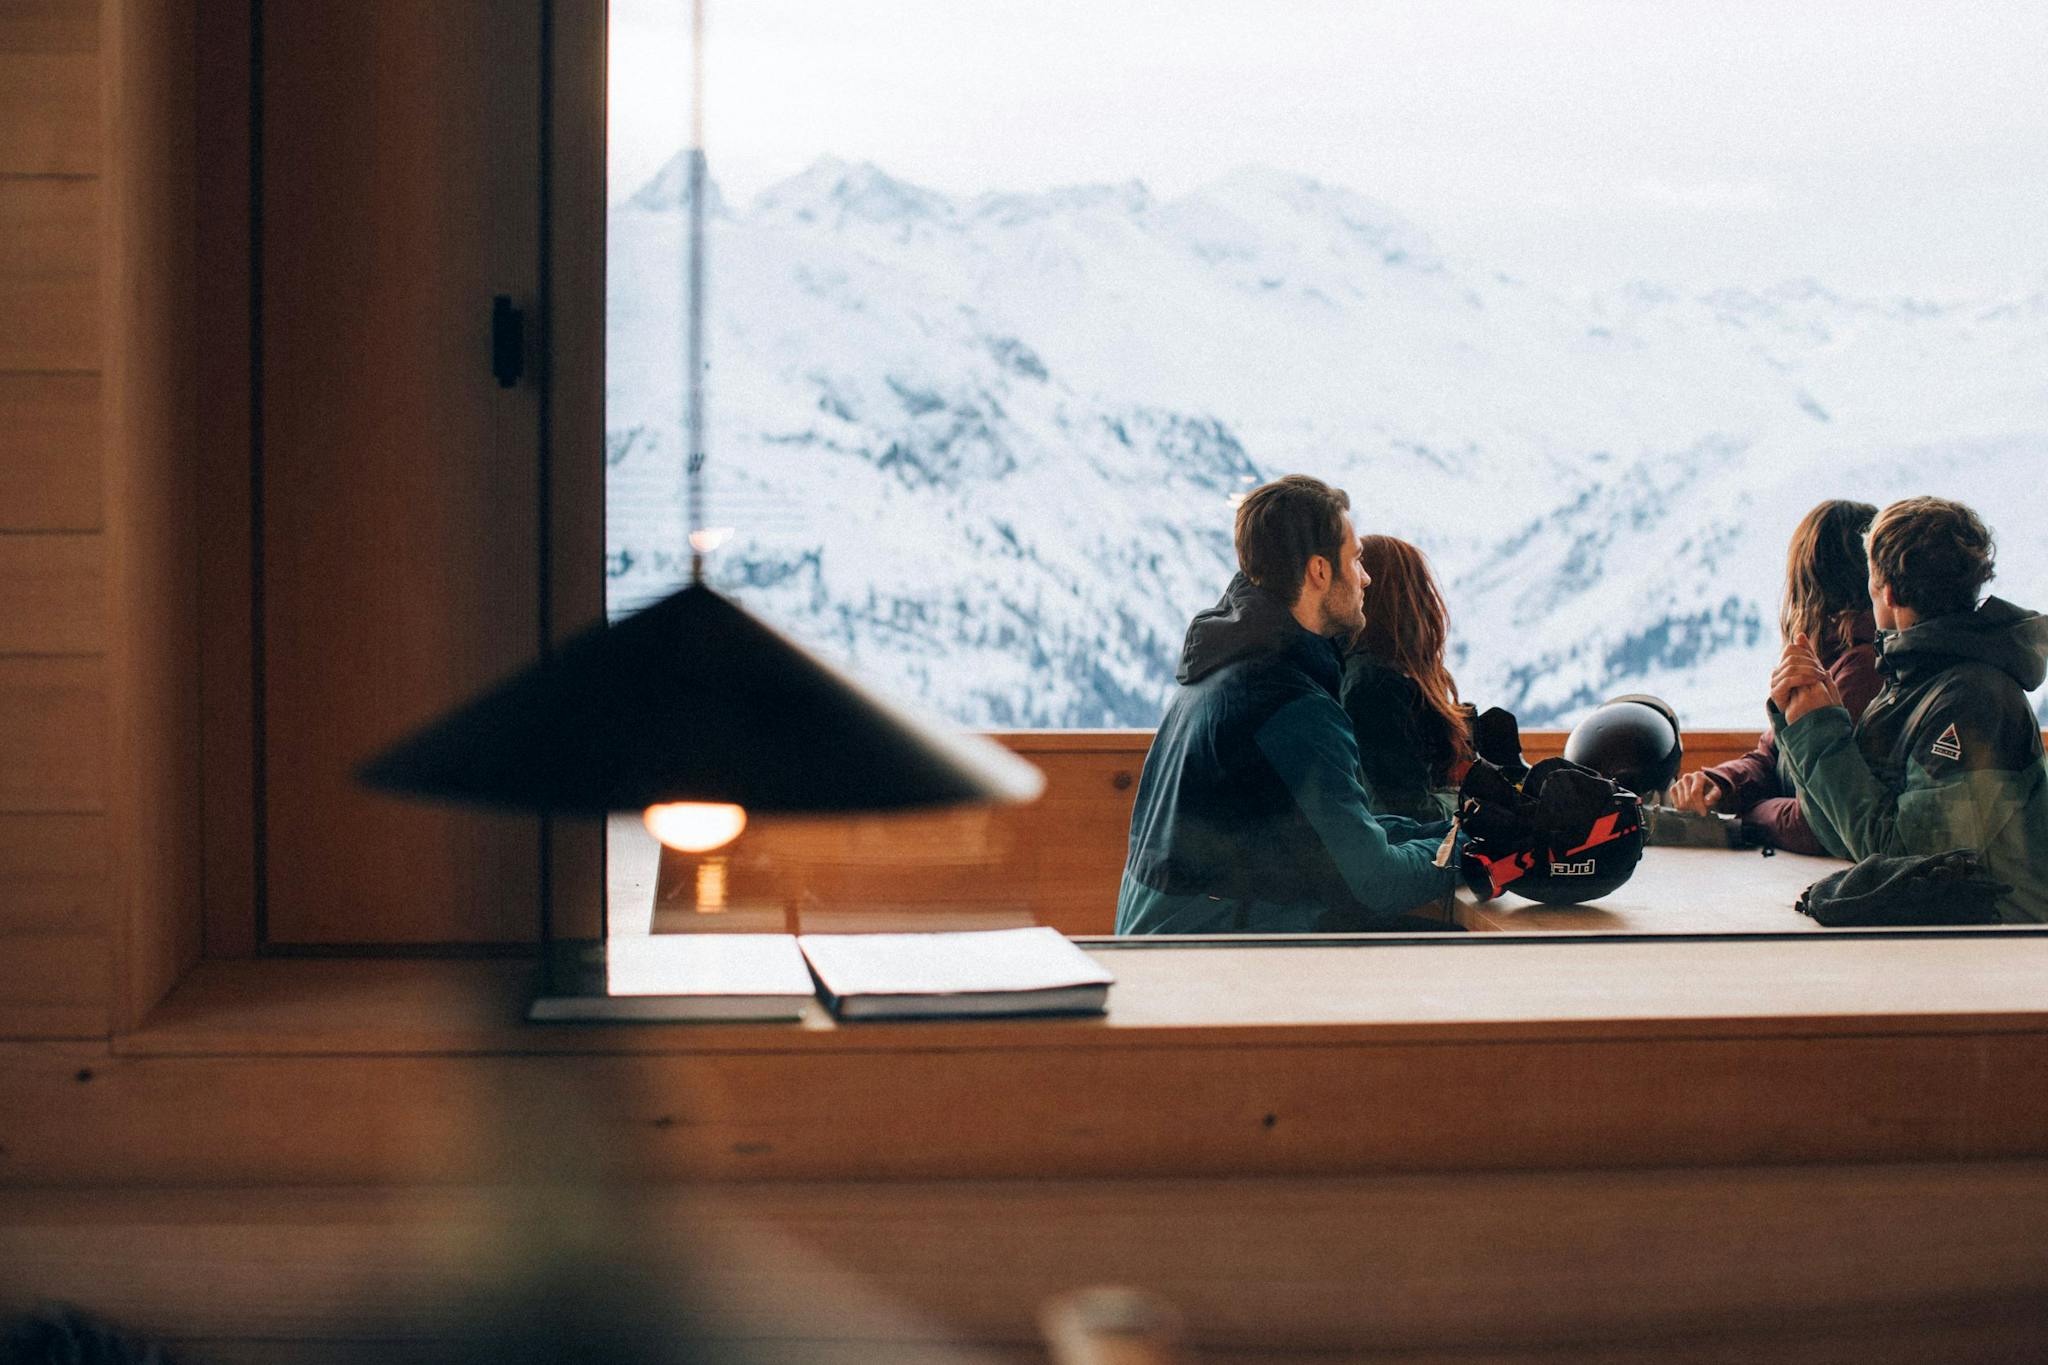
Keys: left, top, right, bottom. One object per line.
{"left": 41, "top": 0, "right": 2048, "bottom": 1199}
{"left": 174, "top": 0, "right": 2047, "bottom": 961}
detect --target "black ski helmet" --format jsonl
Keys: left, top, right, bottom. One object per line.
{"left": 1563, "top": 693, "right": 1682, "bottom": 799}
{"left": 1456, "top": 757, "right": 1644, "bottom": 906}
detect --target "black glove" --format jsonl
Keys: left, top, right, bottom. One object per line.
{"left": 1471, "top": 706, "right": 1528, "bottom": 784}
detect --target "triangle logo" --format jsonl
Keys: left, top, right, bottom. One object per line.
{"left": 1930, "top": 723, "right": 1963, "bottom": 762}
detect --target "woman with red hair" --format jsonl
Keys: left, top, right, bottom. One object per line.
{"left": 1341, "top": 535, "right": 1474, "bottom": 822}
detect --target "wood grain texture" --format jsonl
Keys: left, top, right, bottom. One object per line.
{"left": 0, "top": 1000, "right": 103, "bottom": 1036}
{"left": 37, "top": 1023, "right": 2048, "bottom": 1186}
{"left": 0, "top": 531, "right": 100, "bottom": 652}
{"left": 0, "top": 928, "right": 108, "bottom": 1007}
{"left": 0, "top": 811, "right": 107, "bottom": 936}
{"left": 0, "top": 48, "right": 97, "bottom": 173}
{"left": 1456, "top": 843, "right": 1830, "bottom": 933}
{"left": 0, "top": 174, "right": 96, "bottom": 368}
{"left": 191, "top": 0, "right": 255, "bottom": 957}
{"left": 0, "top": 372, "right": 100, "bottom": 530}
{"left": 13, "top": 1031, "right": 2048, "bottom": 1184}
{"left": 0, "top": 813, "right": 108, "bottom": 1035}
{"left": 665, "top": 746, "right": 1147, "bottom": 937}
{"left": 120, "top": 925, "right": 2048, "bottom": 1057}
{"left": 14, "top": 924, "right": 2048, "bottom": 1182}
{"left": 0, "top": 0, "right": 99, "bottom": 53}
{"left": 0, "top": 809, "right": 109, "bottom": 1030}
{"left": 0, "top": 655, "right": 104, "bottom": 811}
{"left": 5, "top": 1171, "right": 2048, "bottom": 1361}
{"left": 258, "top": 0, "right": 545, "bottom": 945}
{"left": 635, "top": 733, "right": 1812, "bottom": 938}
{"left": 100, "top": 0, "right": 204, "bottom": 1024}
{"left": 544, "top": 0, "right": 610, "bottom": 944}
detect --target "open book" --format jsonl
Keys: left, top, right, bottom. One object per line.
{"left": 528, "top": 934, "right": 815, "bottom": 1022}
{"left": 798, "top": 926, "right": 1114, "bottom": 1020}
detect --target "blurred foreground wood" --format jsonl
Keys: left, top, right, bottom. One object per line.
{"left": 6, "top": 1169, "right": 2048, "bottom": 1363}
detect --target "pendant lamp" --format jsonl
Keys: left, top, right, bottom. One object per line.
{"left": 359, "top": 579, "right": 1045, "bottom": 818}
{"left": 361, "top": 0, "right": 1042, "bottom": 853}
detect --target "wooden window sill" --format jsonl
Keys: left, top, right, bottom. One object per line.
{"left": 117, "top": 929, "right": 2048, "bottom": 1059}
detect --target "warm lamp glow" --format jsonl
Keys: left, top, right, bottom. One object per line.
{"left": 643, "top": 801, "right": 748, "bottom": 852}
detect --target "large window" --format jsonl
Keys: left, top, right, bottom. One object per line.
{"left": 605, "top": 0, "right": 2048, "bottom": 731}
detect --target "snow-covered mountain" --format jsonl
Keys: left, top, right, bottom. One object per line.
{"left": 607, "top": 154, "right": 2048, "bottom": 728}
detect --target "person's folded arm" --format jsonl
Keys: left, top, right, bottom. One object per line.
{"left": 1256, "top": 694, "right": 1458, "bottom": 915}
{"left": 1741, "top": 795, "right": 1828, "bottom": 855}
{"left": 1703, "top": 730, "right": 1783, "bottom": 812}
{"left": 1773, "top": 702, "right": 1906, "bottom": 858}
{"left": 1374, "top": 813, "right": 1453, "bottom": 843}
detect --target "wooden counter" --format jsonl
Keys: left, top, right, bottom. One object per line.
{"left": 1456, "top": 843, "right": 1836, "bottom": 932}
{"left": 3, "top": 853, "right": 2044, "bottom": 1188}
{"left": 7, "top": 869, "right": 2048, "bottom": 1361}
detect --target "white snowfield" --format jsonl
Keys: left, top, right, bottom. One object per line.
{"left": 606, "top": 154, "right": 2048, "bottom": 729}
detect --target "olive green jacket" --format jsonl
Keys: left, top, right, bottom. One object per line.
{"left": 1773, "top": 597, "right": 2048, "bottom": 924}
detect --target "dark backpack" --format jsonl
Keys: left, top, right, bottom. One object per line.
{"left": 1795, "top": 849, "right": 2006, "bottom": 927}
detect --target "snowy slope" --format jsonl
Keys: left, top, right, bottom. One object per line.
{"left": 607, "top": 155, "right": 2048, "bottom": 728}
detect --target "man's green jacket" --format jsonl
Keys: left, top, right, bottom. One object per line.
{"left": 1774, "top": 596, "right": 2048, "bottom": 923}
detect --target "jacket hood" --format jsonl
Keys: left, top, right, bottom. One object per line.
{"left": 1880, "top": 595, "right": 2048, "bottom": 692}
{"left": 1177, "top": 572, "right": 1314, "bottom": 684}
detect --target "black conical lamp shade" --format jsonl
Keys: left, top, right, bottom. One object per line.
{"left": 360, "top": 582, "right": 1044, "bottom": 815}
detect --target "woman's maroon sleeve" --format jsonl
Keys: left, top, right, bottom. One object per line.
{"left": 1830, "top": 643, "right": 1882, "bottom": 721}
{"left": 1741, "top": 795, "right": 1829, "bottom": 856}
{"left": 1700, "top": 731, "right": 1785, "bottom": 811}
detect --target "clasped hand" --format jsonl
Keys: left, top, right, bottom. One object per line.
{"left": 1769, "top": 631, "right": 1841, "bottom": 726}
{"left": 1668, "top": 770, "right": 1720, "bottom": 815}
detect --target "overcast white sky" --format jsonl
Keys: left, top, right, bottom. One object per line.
{"left": 610, "top": 0, "right": 2048, "bottom": 295}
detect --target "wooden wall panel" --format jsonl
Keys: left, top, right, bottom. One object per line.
{"left": 0, "top": 813, "right": 107, "bottom": 1036}
{"left": 258, "top": 1, "right": 545, "bottom": 946}
{"left": 0, "top": 46, "right": 98, "bottom": 175}
{"left": 0, "top": 812, "right": 107, "bottom": 932}
{"left": 0, "top": 656, "right": 104, "bottom": 812}
{"left": 0, "top": 373, "right": 101, "bottom": 530}
{"left": 543, "top": 0, "right": 610, "bottom": 944}
{"left": 11, "top": 1019, "right": 2048, "bottom": 1182}
{"left": 0, "top": 175, "right": 97, "bottom": 369}
{"left": 648, "top": 731, "right": 1771, "bottom": 937}
{"left": 0, "top": 531, "right": 101, "bottom": 652}
{"left": 6, "top": 1172, "right": 2048, "bottom": 1362}
{"left": 0, "top": 0, "right": 99, "bottom": 53}
{"left": 0, "top": 928, "right": 108, "bottom": 1007}
{"left": 101, "top": 0, "right": 205, "bottom": 1025}
{"left": 191, "top": 0, "right": 254, "bottom": 957}
{"left": 0, "top": 0, "right": 108, "bottom": 1039}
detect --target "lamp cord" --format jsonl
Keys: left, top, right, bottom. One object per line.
{"left": 684, "top": 0, "right": 708, "bottom": 584}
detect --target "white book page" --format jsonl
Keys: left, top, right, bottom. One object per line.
{"left": 799, "top": 927, "right": 1114, "bottom": 998}
{"left": 605, "top": 933, "right": 814, "bottom": 998}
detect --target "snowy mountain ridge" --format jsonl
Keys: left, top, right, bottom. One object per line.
{"left": 606, "top": 154, "right": 2048, "bottom": 727}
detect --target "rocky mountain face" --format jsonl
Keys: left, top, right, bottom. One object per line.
{"left": 607, "top": 154, "right": 2048, "bottom": 728}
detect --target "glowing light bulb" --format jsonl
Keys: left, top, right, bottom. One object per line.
{"left": 643, "top": 801, "right": 748, "bottom": 853}
{"left": 688, "top": 526, "right": 734, "bottom": 554}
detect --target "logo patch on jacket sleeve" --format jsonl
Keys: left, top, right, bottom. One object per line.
{"left": 1930, "top": 723, "right": 1963, "bottom": 762}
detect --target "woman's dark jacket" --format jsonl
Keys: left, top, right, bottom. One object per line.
{"left": 1340, "top": 653, "right": 1461, "bottom": 823}
{"left": 1701, "top": 612, "right": 1881, "bottom": 854}
{"left": 1116, "top": 574, "right": 1459, "bottom": 935}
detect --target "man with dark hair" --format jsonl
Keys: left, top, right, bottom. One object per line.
{"left": 1771, "top": 496, "right": 2048, "bottom": 922}
{"left": 1117, "top": 475, "right": 1461, "bottom": 934}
